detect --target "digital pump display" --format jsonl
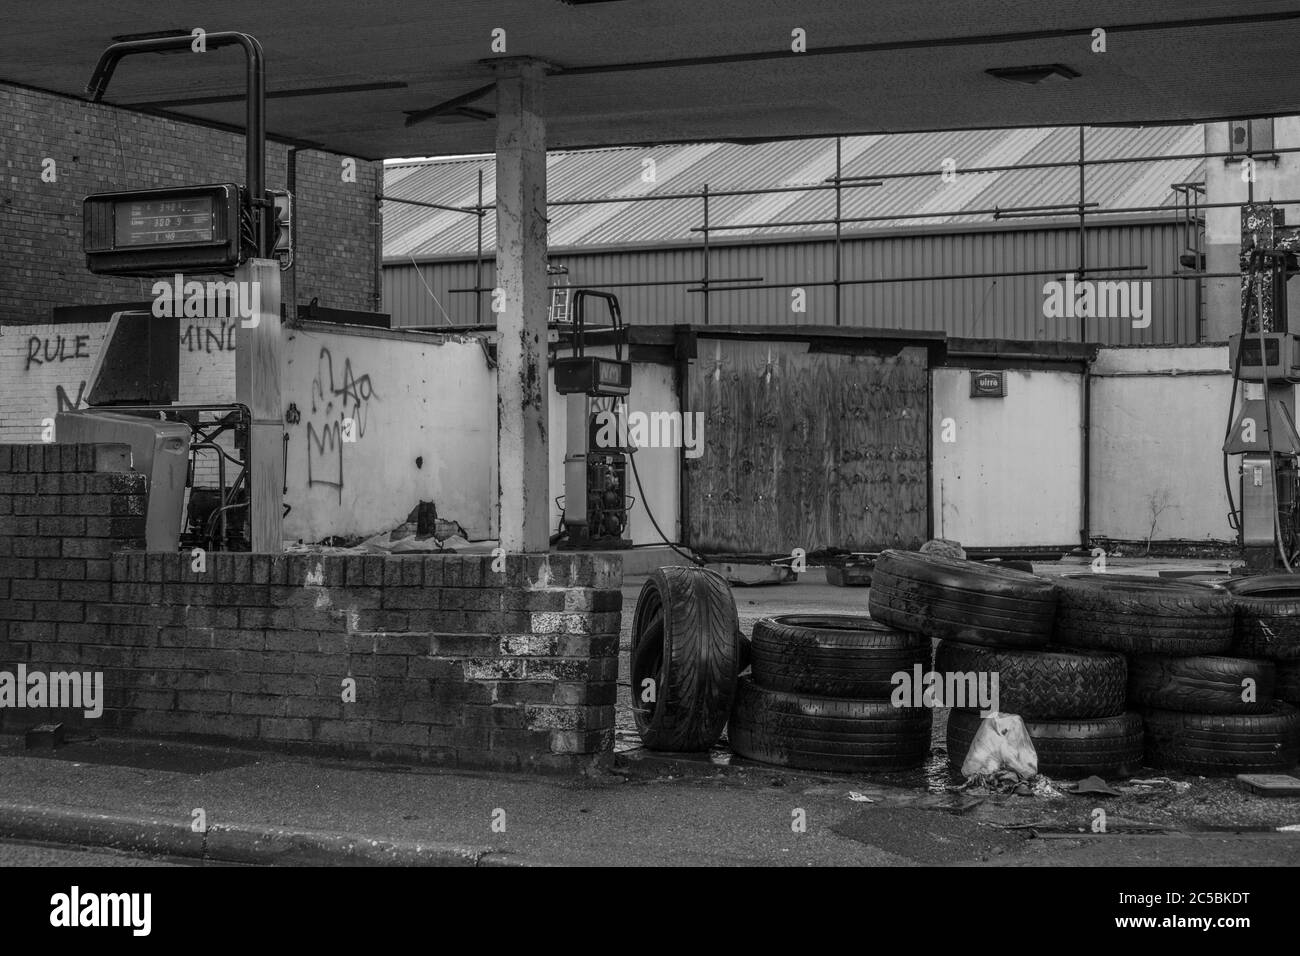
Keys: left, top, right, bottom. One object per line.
{"left": 114, "top": 195, "right": 217, "bottom": 248}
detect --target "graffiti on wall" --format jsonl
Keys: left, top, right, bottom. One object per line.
{"left": 25, "top": 334, "right": 90, "bottom": 371}
{"left": 181, "top": 321, "right": 237, "bottom": 353}
{"left": 5, "top": 333, "right": 98, "bottom": 432}
{"left": 304, "top": 347, "right": 379, "bottom": 503}
{"left": 56, "top": 382, "right": 87, "bottom": 412}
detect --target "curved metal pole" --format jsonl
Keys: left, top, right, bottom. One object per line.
{"left": 86, "top": 32, "right": 266, "bottom": 255}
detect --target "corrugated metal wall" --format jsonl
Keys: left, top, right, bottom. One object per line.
{"left": 384, "top": 219, "right": 1199, "bottom": 344}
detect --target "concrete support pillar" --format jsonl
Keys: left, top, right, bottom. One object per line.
{"left": 234, "top": 258, "right": 284, "bottom": 553}
{"left": 1205, "top": 124, "right": 1246, "bottom": 342}
{"left": 493, "top": 59, "right": 550, "bottom": 552}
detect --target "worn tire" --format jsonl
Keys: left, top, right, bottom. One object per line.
{"left": 1128, "top": 655, "right": 1275, "bottom": 714}
{"left": 1143, "top": 702, "right": 1300, "bottom": 775}
{"left": 750, "top": 615, "right": 928, "bottom": 699}
{"left": 1223, "top": 574, "right": 1300, "bottom": 661}
{"left": 737, "top": 628, "right": 752, "bottom": 674}
{"left": 983, "top": 559, "right": 1035, "bottom": 574}
{"left": 946, "top": 709, "right": 1145, "bottom": 779}
{"left": 935, "top": 640, "right": 1126, "bottom": 719}
{"left": 1053, "top": 574, "right": 1234, "bottom": 656}
{"left": 868, "top": 549, "right": 1056, "bottom": 648}
{"left": 1276, "top": 661, "right": 1300, "bottom": 706}
{"left": 729, "top": 676, "right": 932, "bottom": 772}
{"left": 630, "top": 566, "right": 741, "bottom": 751}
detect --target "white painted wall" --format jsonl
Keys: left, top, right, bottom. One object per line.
{"left": 1089, "top": 345, "right": 1237, "bottom": 543}
{"left": 931, "top": 367, "right": 1083, "bottom": 548}
{"left": 0, "top": 318, "right": 237, "bottom": 441}
{"left": 0, "top": 323, "right": 103, "bottom": 440}
{"left": 285, "top": 330, "right": 682, "bottom": 545}
{"left": 281, "top": 325, "right": 499, "bottom": 543}
{"left": 0, "top": 318, "right": 502, "bottom": 543}
{"left": 932, "top": 347, "right": 1247, "bottom": 547}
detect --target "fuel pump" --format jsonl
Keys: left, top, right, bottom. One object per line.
{"left": 1224, "top": 203, "right": 1300, "bottom": 569}
{"left": 72, "top": 32, "right": 291, "bottom": 553}
{"left": 554, "top": 291, "right": 634, "bottom": 549}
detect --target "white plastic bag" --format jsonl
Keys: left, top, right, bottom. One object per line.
{"left": 959, "top": 713, "right": 1038, "bottom": 778}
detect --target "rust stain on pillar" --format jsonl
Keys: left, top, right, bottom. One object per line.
{"left": 493, "top": 58, "right": 551, "bottom": 553}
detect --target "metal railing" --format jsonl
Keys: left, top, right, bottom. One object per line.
{"left": 379, "top": 129, "right": 1300, "bottom": 331}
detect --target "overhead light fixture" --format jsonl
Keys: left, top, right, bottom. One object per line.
{"left": 986, "top": 63, "right": 1080, "bottom": 85}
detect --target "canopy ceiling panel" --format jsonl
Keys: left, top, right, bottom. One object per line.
{"left": 2, "top": 1, "right": 1298, "bottom": 158}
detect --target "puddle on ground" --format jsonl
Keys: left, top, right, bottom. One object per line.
{"left": 857, "top": 748, "right": 957, "bottom": 794}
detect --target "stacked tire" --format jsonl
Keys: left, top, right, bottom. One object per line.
{"left": 630, "top": 567, "right": 744, "bottom": 752}
{"left": 869, "top": 550, "right": 1145, "bottom": 779}
{"left": 631, "top": 561, "right": 1300, "bottom": 776}
{"left": 867, "top": 549, "right": 1057, "bottom": 649}
{"left": 1226, "top": 576, "right": 1300, "bottom": 745}
{"left": 728, "top": 615, "right": 932, "bottom": 772}
{"left": 938, "top": 644, "right": 1143, "bottom": 779}
{"left": 1053, "top": 573, "right": 1299, "bottom": 776}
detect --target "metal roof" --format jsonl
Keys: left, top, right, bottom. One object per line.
{"left": 383, "top": 125, "right": 1205, "bottom": 260}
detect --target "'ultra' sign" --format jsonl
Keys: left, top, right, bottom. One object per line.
{"left": 970, "top": 370, "right": 1006, "bottom": 398}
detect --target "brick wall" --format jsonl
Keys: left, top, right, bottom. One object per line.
{"left": 0, "top": 84, "right": 382, "bottom": 323}
{"left": 0, "top": 442, "right": 147, "bottom": 653}
{"left": 0, "top": 443, "right": 620, "bottom": 771}
{"left": 294, "top": 149, "right": 384, "bottom": 315}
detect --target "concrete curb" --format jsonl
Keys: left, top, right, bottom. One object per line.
{"left": 0, "top": 803, "right": 517, "bottom": 866}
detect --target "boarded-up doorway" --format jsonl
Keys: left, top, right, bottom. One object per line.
{"left": 685, "top": 339, "right": 929, "bottom": 554}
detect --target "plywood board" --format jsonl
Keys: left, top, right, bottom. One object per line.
{"left": 686, "top": 340, "right": 928, "bottom": 554}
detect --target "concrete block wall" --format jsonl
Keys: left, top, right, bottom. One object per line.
{"left": 0, "top": 443, "right": 621, "bottom": 772}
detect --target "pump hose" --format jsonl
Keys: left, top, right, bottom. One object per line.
{"left": 1223, "top": 250, "right": 1260, "bottom": 538}
{"left": 1225, "top": 248, "right": 1294, "bottom": 570}
{"left": 627, "top": 446, "right": 706, "bottom": 567}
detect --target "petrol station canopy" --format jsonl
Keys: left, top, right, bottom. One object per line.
{"left": 3, "top": 1, "right": 1300, "bottom": 159}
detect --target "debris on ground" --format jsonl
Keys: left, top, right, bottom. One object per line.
{"left": 1235, "top": 773, "right": 1300, "bottom": 796}
{"left": 919, "top": 538, "right": 967, "bottom": 560}
{"left": 1069, "top": 775, "right": 1122, "bottom": 797}
{"left": 958, "top": 771, "right": 1031, "bottom": 796}
{"left": 1125, "top": 777, "right": 1192, "bottom": 794}
{"left": 954, "top": 770, "right": 1064, "bottom": 799}
{"left": 959, "top": 713, "right": 1038, "bottom": 778}
{"left": 282, "top": 504, "right": 492, "bottom": 555}
{"left": 358, "top": 504, "right": 477, "bottom": 552}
